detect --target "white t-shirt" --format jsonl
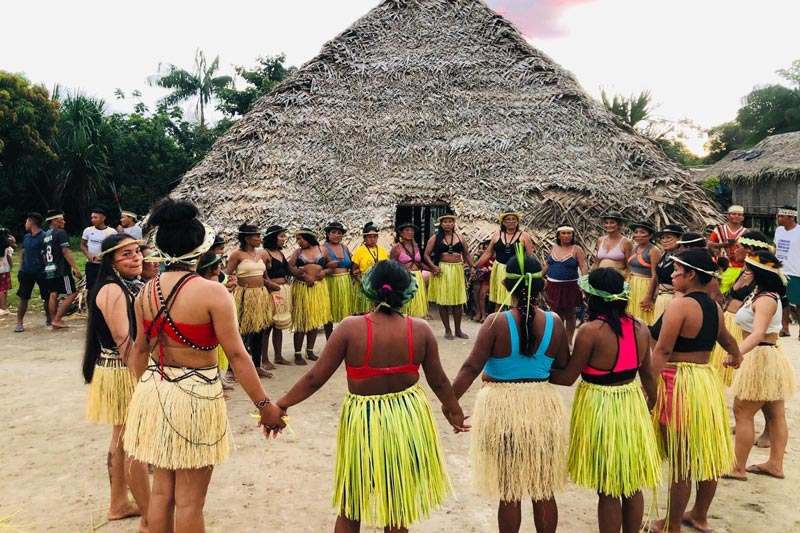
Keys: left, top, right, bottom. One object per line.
{"left": 82, "top": 226, "right": 116, "bottom": 262}
{"left": 775, "top": 225, "right": 800, "bottom": 277}
{"left": 0, "top": 246, "right": 12, "bottom": 274}
{"left": 122, "top": 223, "right": 143, "bottom": 240}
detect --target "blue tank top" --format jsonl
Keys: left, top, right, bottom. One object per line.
{"left": 546, "top": 254, "right": 579, "bottom": 281}
{"left": 324, "top": 243, "right": 352, "bottom": 269}
{"left": 483, "top": 311, "right": 556, "bottom": 380}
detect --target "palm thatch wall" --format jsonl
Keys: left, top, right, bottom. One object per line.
{"left": 174, "top": 0, "right": 719, "bottom": 253}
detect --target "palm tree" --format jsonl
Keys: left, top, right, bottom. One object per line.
{"left": 147, "top": 49, "right": 233, "bottom": 129}
{"left": 600, "top": 89, "right": 654, "bottom": 129}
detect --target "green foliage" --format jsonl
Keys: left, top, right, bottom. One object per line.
{"left": 600, "top": 88, "right": 654, "bottom": 128}
{"left": 704, "top": 121, "right": 746, "bottom": 163}
{"left": 700, "top": 176, "right": 721, "bottom": 199}
{"left": 216, "top": 54, "right": 296, "bottom": 117}
{"left": 656, "top": 138, "right": 703, "bottom": 168}
{"left": 777, "top": 59, "right": 800, "bottom": 89}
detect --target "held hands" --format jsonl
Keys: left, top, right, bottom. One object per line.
{"left": 723, "top": 353, "right": 743, "bottom": 369}
{"left": 257, "top": 402, "right": 287, "bottom": 439}
{"left": 640, "top": 299, "right": 653, "bottom": 312}
{"left": 441, "top": 404, "right": 470, "bottom": 433}
{"left": 73, "top": 267, "right": 83, "bottom": 278}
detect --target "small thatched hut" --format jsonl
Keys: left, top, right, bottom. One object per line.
{"left": 174, "top": 0, "right": 718, "bottom": 252}
{"left": 697, "top": 132, "right": 800, "bottom": 234}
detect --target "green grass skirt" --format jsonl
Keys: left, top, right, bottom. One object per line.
{"left": 292, "top": 279, "right": 332, "bottom": 332}
{"left": 626, "top": 275, "right": 655, "bottom": 325}
{"left": 489, "top": 262, "right": 511, "bottom": 305}
{"left": 568, "top": 379, "right": 662, "bottom": 497}
{"left": 327, "top": 273, "right": 356, "bottom": 323}
{"left": 428, "top": 262, "right": 467, "bottom": 306}
{"left": 333, "top": 384, "right": 451, "bottom": 528}
{"left": 402, "top": 270, "right": 429, "bottom": 318}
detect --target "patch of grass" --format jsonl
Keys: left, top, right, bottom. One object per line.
{"left": 5, "top": 245, "right": 88, "bottom": 311}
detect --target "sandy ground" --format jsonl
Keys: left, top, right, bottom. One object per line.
{"left": 0, "top": 311, "right": 798, "bottom": 533}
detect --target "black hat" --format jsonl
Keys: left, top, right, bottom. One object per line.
{"left": 293, "top": 226, "right": 318, "bottom": 239}
{"left": 264, "top": 225, "right": 287, "bottom": 237}
{"left": 212, "top": 235, "right": 226, "bottom": 247}
{"left": 396, "top": 221, "right": 419, "bottom": 232}
{"left": 362, "top": 222, "right": 380, "bottom": 236}
{"left": 655, "top": 224, "right": 685, "bottom": 238}
{"left": 238, "top": 223, "right": 261, "bottom": 235}
{"left": 629, "top": 220, "right": 655, "bottom": 234}
{"left": 601, "top": 211, "right": 626, "bottom": 222}
{"left": 324, "top": 221, "right": 347, "bottom": 234}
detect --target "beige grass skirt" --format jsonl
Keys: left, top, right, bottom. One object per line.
{"left": 732, "top": 343, "right": 795, "bottom": 402}
{"left": 233, "top": 285, "right": 274, "bottom": 334}
{"left": 271, "top": 282, "right": 293, "bottom": 330}
{"left": 471, "top": 381, "right": 567, "bottom": 501}
{"left": 86, "top": 355, "right": 137, "bottom": 426}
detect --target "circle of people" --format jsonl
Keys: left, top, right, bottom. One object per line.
{"left": 7, "top": 201, "right": 799, "bottom": 533}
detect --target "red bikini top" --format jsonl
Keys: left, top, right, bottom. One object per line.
{"left": 345, "top": 314, "right": 420, "bottom": 380}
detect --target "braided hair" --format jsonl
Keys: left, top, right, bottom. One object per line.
{"left": 502, "top": 254, "right": 545, "bottom": 356}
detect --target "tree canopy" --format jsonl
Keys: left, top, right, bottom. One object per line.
{"left": 216, "top": 54, "right": 296, "bottom": 117}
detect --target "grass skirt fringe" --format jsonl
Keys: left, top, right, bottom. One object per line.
{"left": 489, "top": 262, "right": 510, "bottom": 305}
{"left": 333, "top": 384, "right": 451, "bottom": 528}
{"left": 428, "top": 262, "right": 467, "bottom": 306}
{"left": 217, "top": 346, "right": 229, "bottom": 373}
{"left": 233, "top": 285, "right": 273, "bottom": 334}
{"left": 292, "top": 279, "right": 332, "bottom": 332}
{"left": 709, "top": 311, "right": 741, "bottom": 387}
{"left": 471, "top": 381, "right": 567, "bottom": 501}
{"left": 568, "top": 380, "right": 662, "bottom": 497}
{"left": 653, "top": 363, "right": 734, "bottom": 482}
{"left": 272, "top": 282, "right": 293, "bottom": 330}
{"left": 732, "top": 343, "right": 795, "bottom": 401}
{"left": 626, "top": 276, "right": 655, "bottom": 325}
{"left": 124, "top": 365, "right": 229, "bottom": 469}
{"left": 327, "top": 273, "right": 356, "bottom": 323}
{"left": 403, "top": 270, "right": 428, "bottom": 318}
{"left": 86, "top": 358, "right": 137, "bottom": 425}
{"left": 653, "top": 292, "right": 673, "bottom": 321}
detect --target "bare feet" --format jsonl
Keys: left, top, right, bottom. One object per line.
{"left": 643, "top": 519, "right": 665, "bottom": 533}
{"left": 746, "top": 463, "right": 785, "bottom": 479}
{"left": 222, "top": 383, "right": 234, "bottom": 391}
{"left": 444, "top": 332, "right": 455, "bottom": 340}
{"left": 256, "top": 367, "right": 274, "bottom": 378}
{"left": 455, "top": 331, "right": 469, "bottom": 339}
{"left": 424, "top": 314, "right": 434, "bottom": 320}
{"left": 275, "top": 357, "right": 292, "bottom": 365}
{"left": 262, "top": 361, "right": 277, "bottom": 370}
{"left": 755, "top": 433, "right": 771, "bottom": 448}
{"left": 682, "top": 511, "right": 713, "bottom": 533}
{"left": 108, "top": 502, "right": 141, "bottom": 521}
{"left": 225, "top": 371, "right": 238, "bottom": 382}
{"left": 294, "top": 354, "right": 308, "bottom": 366}
{"left": 721, "top": 472, "right": 747, "bottom": 481}
{"left": 51, "top": 320, "right": 69, "bottom": 329}
{"left": 306, "top": 350, "right": 319, "bottom": 361}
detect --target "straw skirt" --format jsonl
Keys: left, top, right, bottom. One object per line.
{"left": 327, "top": 272, "right": 356, "bottom": 323}
{"left": 568, "top": 380, "right": 661, "bottom": 497}
{"left": 428, "top": 262, "right": 467, "bottom": 306}
{"left": 86, "top": 357, "right": 138, "bottom": 426}
{"left": 653, "top": 291, "right": 674, "bottom": 321}
{"left": 471, "top": 381, "right": 567, "bottom": 501}
{"left": 732, "top": 343, "right": 795, "bottom": 402}
{"left": 233, "top": 285, "right": 274, "bottom": 334}
{"left": 402, "top": 270, "right": 429, "bottom": 318}
{"left": 272, "top": 282, "right": 293, "bottom": 330}
{"left": 292, "top": 279, "right": 332, "bottom": 332}
{"left": 489, "top": 262, "right": 510, "bottom": 305}
{"left": 709, "top": 310, "right": 742, "bottom": 387}
{"left": 626, "top": 275, "right": 655, "bottom": 325}
{"left": 334, "top": 384, "right": 451, "bottom": 528}
{"left": 124, "top": 365, "right": 229, "bottom": 469}
{"left": 654, "top": 363, "right": 734, "bottom": 482}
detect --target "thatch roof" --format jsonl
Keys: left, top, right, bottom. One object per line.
{"left": 174, "top": 0, "right": 719, "bottom": 249}
{"left": 696, "top": 132, "right": 800, "bottom": 184}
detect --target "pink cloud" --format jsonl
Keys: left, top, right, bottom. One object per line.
{"left": 487, "top": 0, "right": 596, "bottom": 38}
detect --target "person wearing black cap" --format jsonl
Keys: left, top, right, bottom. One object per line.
{"left": 323, "top": 221, "right": 356, "bottom": 337}
{"left": 390, "top": 221, "right": 429, "bottom": 318}
{"left": 81, "top": 207, "right": 116, "bottom": 288}
{"left": 352, "top": 223, "right": 389, "bottom": 314}
{"left": 592, "top": 212, "right": 632, "bottom": 277}
{"left": 263, "top": 225, "right": 294, "bottom": 366}
{"left": 626, "top": 221, "right": 661, "bottom": 325}
{"left": 649, "top": 224, "right": 684, "bottom": 321}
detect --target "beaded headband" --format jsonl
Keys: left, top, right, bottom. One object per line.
{"left": 778, "top": 208, "right": 797, "bottom": 217}
{"left": 738, "top": 236, "right": 774, "bottom": 252}
{"left": 556, "top": 226, "right": 575, "bottom": 233}
{"left": 152, "top": 223, "right": 216, "bottom": 266}
{"left": 97, "top": 238, "right": 145, "bottom": 259}
{"left": 671, "top": 256, "right": 717, "bottom": 276}
{"left": 577, "top": 274, "right": 631, "bottom": 301}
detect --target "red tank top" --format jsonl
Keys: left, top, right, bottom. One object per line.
{"left": 345, "top": 314, "right": 420, "bottom": 380}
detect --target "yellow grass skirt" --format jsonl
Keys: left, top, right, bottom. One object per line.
{"left": 292, "top": 279, "right": 332, "bottom": 332}
{"left": 626, "top": 275, "right": 655, "bottom": 325}
{"left": 732, "top": 343, "right": 795, "bottom": 402}
{"left": 709, "top": 311, "right": 742, "bottom": 387}
{"left": 217, "top": 346, "right": 229, "bottom": 373}
{"left": 489, "top": 262, "right": 510, "bottom": 305}
{"left": 428, "top": 262, "right": 467, "bottom": 306}
{"left": 568, "top": 380, "right": 662, "bottom": 497}
{"left": 471, "top": 381, "right": 567, "bottom": 501}
{"left": 653, "top": 291, "right": 674, "bottom": 321}
{"left": 333, "top": 384, "right": 451, "bottom": 528}
{"left": 233, "top": 285, "right": 274, "bottom": 334}
{"left": 327, "top": 273, "right": 356, "bottom": 323}
{"left": 124, "top": 365, "right": 229, "bottom": 469}
{"left": 402, "top": 270, "right": 428, "bottom": 318}
{"left": 653, "top": 363, "right": 734, "bottom": 482}
{"left": 86, "top": 357, "right": 138, "bottom": 426}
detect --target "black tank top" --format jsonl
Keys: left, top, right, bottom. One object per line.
{"left": 655, "top": 253, "right": 675, "bottom": 285}
{"left": 727, "top": 274, "right": 754, "bottom": 302}
{"left": 433, "top": 235, "right": 464, "bottom": 255}
{"left": 91, "top": 277, "right": 137, "bottom": 351}
{"left": 649, "top": 291, "right": 719, "bottom": 352}
{"left": 494, "top": 232, "right": 521, "bottom": 263}
{"left": 267, "top": 251, "right": 289, "bottom": 279}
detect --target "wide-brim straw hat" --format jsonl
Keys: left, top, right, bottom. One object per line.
{"left": 436, "top": 213, "right": 458, "bottom": 223}
{"left": 629, "top": 220, "right": 656, "bottom": 234}
{"left": 601, "top": 211, "right": 626, "bottom": 222}
{"left": 498, "top": 211, "right": 522, "bottom": 223}
{"left": 324, "top": 221, "right": 347, "bottom": 234}
{"left": 655, "top": 224, "right": 685, "bottom": 238}
{"left": 264, "top": 225, "right": 288, "bottom": 237}
{"left": 293, "top": 227, "right": 318, "bottom": 239}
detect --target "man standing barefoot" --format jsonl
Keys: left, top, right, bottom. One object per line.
{"left": 43, "top": 210, "right": 82, "bottom": 329}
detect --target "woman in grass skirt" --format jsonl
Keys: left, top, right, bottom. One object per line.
{"left": 263, "top": 225, "right": 295, "bottom": 366}
{"left": 452, "top": 245, "right": 570, "bottom": 533}
{"left": 542, "top": 225, "right": 588, "bottom": 345}
{"left": 648, "top": 224, "right": 683, "bottom": 321}
{"left": 278, "top": 260, "right": 467, "bottom": 532}
{"left": 322, "top": 221, "right": 356, "bottom": 337}
{"left": 288, "top": 227, "right": 334, "bottom": 365}
{"left": 82, "top": 233, "right": 150, "bottom": 529}
{"left": 391, "top": 221, "right": 430, "bottom": 318}
{"left": 475, "top": 210, "right": 534, "bottom": 308}
{"left": 626, "top": 221, "right": 661, "bottom": 325}
{"left": 424, "top": 213, "right": 477, "bottom": 339}
{"left": 550, "top": 268, "right": 660, "bottom": 533}
{"left": 351, "top": 222, "right": 389, "bottom": 314}
{"left": 646, "top": 249, "right": 741, "bottom": 533}
{"left": 124, "top": 198, "right": 284, "bottom": 532}
{"left": 726, "top": 251, "right": 795, "bottom": 481}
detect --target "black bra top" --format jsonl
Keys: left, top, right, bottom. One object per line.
{"left": 433, "top": 237, "right": 464, "bottom": 255}
{"left": 649, "top": 291, "right": 719, "bottom": 352}
{"left": 267, "top": 252, "right": 289, "bottom": 279}
{"left": 494, "top": 232, "right": 521, "bottom": 263}
{"left": 655, "top": 253, "right": 675, "bottom": 285}
{"left": 295, "top": 246, "right": 328, "bottom": 268}
{"left": 727, "top": 275, "right": 754, "bottom": 302}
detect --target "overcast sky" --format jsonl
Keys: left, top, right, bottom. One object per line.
{"left": 3, "top": 0, "right": 798, "bottom": 153}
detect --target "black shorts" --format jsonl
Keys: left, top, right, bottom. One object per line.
{"left": 17, "top": 270, "right": 48, "bottom": 300}
{"left": 46, "top": 273, "right": 76, "bottom": 296}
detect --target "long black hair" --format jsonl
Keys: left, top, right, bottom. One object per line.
{"left": 585, "top": 268, "right": 629, "bottom": 336}
{"left": 149, "top": 198, "right": 205, "bottom": 258}
{"left": 502, "top": 255, "right": 545, "bottom": 356}
{"left": 748, "top": 250, "right": 787, "bottom": 298}
{"left": 82, "top": 234, "right": 139, "bottom": 383}
{"left": 366, "top": 260, "right": 413, "bottom": 315}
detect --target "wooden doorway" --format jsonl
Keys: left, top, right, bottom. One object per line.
{"left": 395, "top": 204, "right": 450, "bottom": 245}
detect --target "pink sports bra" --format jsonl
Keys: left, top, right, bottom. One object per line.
{"left": 395, "top": 243, "right": 422, "bottom": 264}
{"left": 597, "top": 237, "right": 626, "bottom": 262}
{"left": 581, "top": 316, "right": 639, "bottom": 384}
{"left": 345, "top": 315, "right": 420, "bottom": 380}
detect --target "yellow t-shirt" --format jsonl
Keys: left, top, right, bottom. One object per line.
{"left": 351, "top": 244, "right": 388, "bottom": 273}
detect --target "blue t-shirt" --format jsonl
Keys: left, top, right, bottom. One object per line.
{"left": 21, "top": 231, "right": 46, "bottom": 274}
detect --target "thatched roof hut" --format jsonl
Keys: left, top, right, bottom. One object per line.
{"left": 174, "top": 0, "right": 718, "bottom": 251}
